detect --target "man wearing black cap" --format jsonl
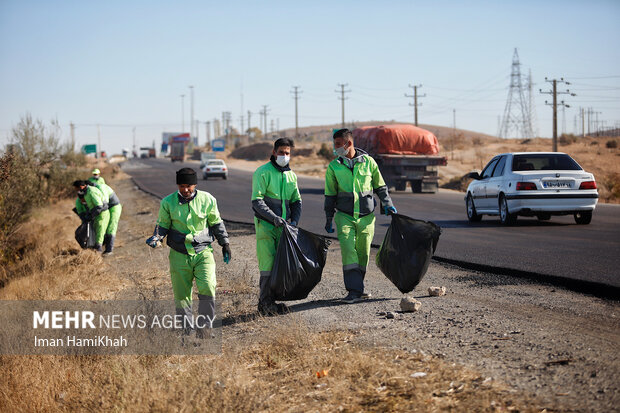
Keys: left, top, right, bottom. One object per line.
{"left": 146, "top": 167, "right": 231, "bottom": 337}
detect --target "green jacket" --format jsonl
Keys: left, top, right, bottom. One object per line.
{"left": 251, "top": 158, "right": 302, "bottom": 224}
{"left": 155, "top": 190, "right": 229, "bottom": 255}
{"left": 89, "top": 176, "right": 106, "bottom": 186}
{"left": 324, "top": 148, "right": 393, "bottom": 219}
{"left": 75, "top": 185, "right": 108, "bottom": 219}
{"left": 92, "top": 182, "right": 121, "bottom": 207}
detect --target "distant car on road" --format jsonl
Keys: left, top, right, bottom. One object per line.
{"left": 202, "top": 159, "right": 228, "bottom": 180}
{"left": 465, "top": 152, "right": 598, "bottom": 225}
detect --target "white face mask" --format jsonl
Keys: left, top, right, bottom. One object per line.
{"left": 276, "top": 155, "right": 290, "bottom": 167}
{"left": 334, "top": 142, "right": 349, "bottom": 157}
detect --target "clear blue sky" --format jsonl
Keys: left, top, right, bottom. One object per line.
{"left": 1, "top": 0, "right": 619, "bottom": 155}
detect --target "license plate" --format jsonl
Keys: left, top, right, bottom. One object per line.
{"left": 543, "top": 180, "right": 572, "bottom": 189}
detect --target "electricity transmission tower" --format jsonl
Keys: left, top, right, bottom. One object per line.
{"left": 499, "top": 49, "right": 534, "bottom": 139}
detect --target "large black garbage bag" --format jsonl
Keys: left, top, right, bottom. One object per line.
{"left": 75, "top": 221, "right": 96, "bottom": 249}
{"left": 270, "top": 224, "right": 331, "bottom": 301}
{"left": 376, "top": 214, "right": 441, "bottom": 294}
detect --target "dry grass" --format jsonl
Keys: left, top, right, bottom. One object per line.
{"left": 0, "top": 176, "right": 550, "bottom": 412}
{"left": 1, "top": 319, "right": 544, "bottom": 412}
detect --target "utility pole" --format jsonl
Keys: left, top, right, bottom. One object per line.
{"left": 132, "top": 127, "right": 136, "bottom": 155}
{"left": 291, "top": 85, "right": 302, "bottom": 138}
{"left": 70, "top": 122, "right": 75, "bottom": 147}
{"left": 247, "top": 110, "right": 252, "bottom": 132}
{"left": 540, "top": 78, "right": 575, "bottom": 152}
{"left": 205, "top": 121, "right": 210, "bottom": 146}
{"left": 195, "top": 119, "right": 199, "bottom": 143}
{"left": 335, "top": 83, "right": 350, "bottom": 128}
{"left": 189, "top": 85, "right": 194, "bottom": 139}
{"left": 270, "top": 119, "right": 274, "bottom": 134}
{"left": 405, "top": 84, "right": 425, "bottom": 126}
{"left": 261, "top": 105, "right": 269, "bottom": 138}
{"left": 180, "top": 94, "right": 185, "bottom": 132}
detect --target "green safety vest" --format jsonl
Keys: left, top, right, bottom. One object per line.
{"left": 325, "top": 153, "right": 386, "bottom": 219}
{"left": 89, "top": 176, "right": 106, "bottom": 186}
{"left": 251, "top": 161, "right": 301, "bottom": 220}
{"left": 157, "top": 190, "right": 224, "bottom": 255}
{"left": 75, "top": 186, "right": 106, "bottom": 215}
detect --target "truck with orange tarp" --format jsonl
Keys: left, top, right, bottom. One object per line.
{"left": 353, "top": 125, "right": 447, "bottom": 193}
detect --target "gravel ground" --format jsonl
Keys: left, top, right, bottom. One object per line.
{"left": 111, "top": 176, "right": 619, "bottom": 412}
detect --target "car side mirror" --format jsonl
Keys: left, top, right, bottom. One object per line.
{"left": 468, "top": 171, "right": 481, "bottom": 180}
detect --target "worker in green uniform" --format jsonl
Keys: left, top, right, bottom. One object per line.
{"left": 88, "top": 168, "right": 106, "bottom": 186}
{"left": 324, "top": 129, "right": 397, "bottom": 303}
{"left": 146, "top": 168, "right": 231, "bottom": 337}
{"left": 73, "top": 180, "right": 110, "bottom": 252}
{"left": 252, "top": 138, "right": 302, "bottom": 315}
{"left": 88, "top": 181, "right": 122, "bottom": 255}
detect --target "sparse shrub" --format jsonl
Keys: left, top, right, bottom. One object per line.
{"left": 472, "top": 137, "right": 482, "bottom": 146}
{"left": 317, "top": 143, "right": 334, "bottom": 160}
{"left": 559, "top": 134, "right": 577, "bottom": 146}
{"left": 606, "top": 139, "right": 618, "bottom": 149}
{"left": 440, "top": 174, "right": 473, "bottom": 192}
{"left": 601, "top": 172, "right": 620, "bottom": 202}
{"left": 0, "top": 114, "right": 86, "bottom": 266}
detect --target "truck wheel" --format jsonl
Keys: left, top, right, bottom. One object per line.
{"left": 395, "top": 181, "right": 407, "bottom": 191}
{"left": 410, "top": 180, "right": 422, "bottom": 193}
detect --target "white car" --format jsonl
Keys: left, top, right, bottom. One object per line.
{"left": 202, "top": 159, "right": 228, "bottom": 180}
{"left": 465, "top": 152, "right": 598, "bottom": 225}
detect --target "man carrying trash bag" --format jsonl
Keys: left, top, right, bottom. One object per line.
{"left": 72, "top": 180, "right": 110, "bottom": 252}
{"left": 324, "top": 128, "right": 397, "bottom": 303}
{"left": 145, "top": 168, "right": 231, "bottom": 338}
{"left": 87, "top": 181, "right": 122, "bottom": 255}
{"left": 252, "top": 138, "right": 302, "bottom": 316}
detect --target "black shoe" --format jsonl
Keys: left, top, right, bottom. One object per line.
{"left": 258, "top": 302, "right": 279, "bottom": 316}
{"left": 276, "top": 303, "right": 289, "bottom": 314}
{"left": 341, "top": 293, "right": 363, "bottom": 304}
{"left": 361, "top": 292, "right": 372, "bottom": 300}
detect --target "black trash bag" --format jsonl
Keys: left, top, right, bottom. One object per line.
{"left": 75, "top": 221, "right": 96, "bottom": 249}
{"left": 270, "top": 224, "right": 331, "bottom": 301}
{"left": 376, "top": 213, "right": 441, "bottom": 294}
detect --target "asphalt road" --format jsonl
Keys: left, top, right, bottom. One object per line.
{"left": 123, "top": 158, "right": 620, "bottom": 289}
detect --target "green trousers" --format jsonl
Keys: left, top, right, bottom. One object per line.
{"left": 254, "top": 217, "right": 283, "bottom": 278}
{"left": 334, "top": 211, "right": 375, "bottom": 295}
{"left": 169, "top": 247, "right": 216, "bottom": 309}
{"left": 94, "top": 210, "right": 110, "bottom": 245}
{"left": 106, "top": 204, "right": 122, "bottom": 235}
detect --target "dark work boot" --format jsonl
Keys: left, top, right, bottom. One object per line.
{"left": 103, "top": 234, "right": 115, "bottom": 255}
{"left": 175, "top": 307, "right": 194, "bottom": 336}
{"left": 258, "top": 275, "right": 279, "bottom": 316}
{"left": 94, "top": 243, "right": 103, "bottom": 252}
{"left": 196, "top": 294, "right": 215, "bottom": 339}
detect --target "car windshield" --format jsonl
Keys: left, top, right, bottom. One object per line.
{"left": 512, "top": 154, "right": 582, "bottom": 171}
{"left": 208, "top": 161, "right": 224, "bottom": 165}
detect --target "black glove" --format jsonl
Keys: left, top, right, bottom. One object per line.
{"left": 222, "top": 243, "right": 231, "bottom": 264}
{"left": 273, "top": 217, "right": 286, "bottom": 227}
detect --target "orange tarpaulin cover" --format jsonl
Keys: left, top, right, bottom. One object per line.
{"left": 353, "top": 125, "right": 439, "bottom": 155}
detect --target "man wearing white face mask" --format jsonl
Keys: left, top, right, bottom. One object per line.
{"left": 251, "top": 138, "right": 302, "bottom": 315}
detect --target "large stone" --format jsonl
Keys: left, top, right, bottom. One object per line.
{"left": 400, "top": 297, "right": 422, "bottom": 312}
{"left": 428, "top": 286, "right": 447, "bottom": 296}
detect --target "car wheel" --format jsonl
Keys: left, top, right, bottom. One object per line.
{"left": 574, "top": 211, "right": 592, "bottom": 225}
{"left": 466, "top": 194, "right": 482, "bottom": 222}
{"left": 537, "top": 213, "right": 551, "bottom": 221}
{"left": 223, "top": 175, "right": 227, "bottom": 180}
{"left": 499, "top": 195, "right": 517, "bottom": 225}
{"left": 203, "top": 174, "right": 208, "bottom": 180}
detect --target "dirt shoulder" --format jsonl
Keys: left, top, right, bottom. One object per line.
{"left": 118, "top": 174, "right": 619, "bottom": 411}
{"left": 2, "top": 174, "right": 618, "bottom": 411}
